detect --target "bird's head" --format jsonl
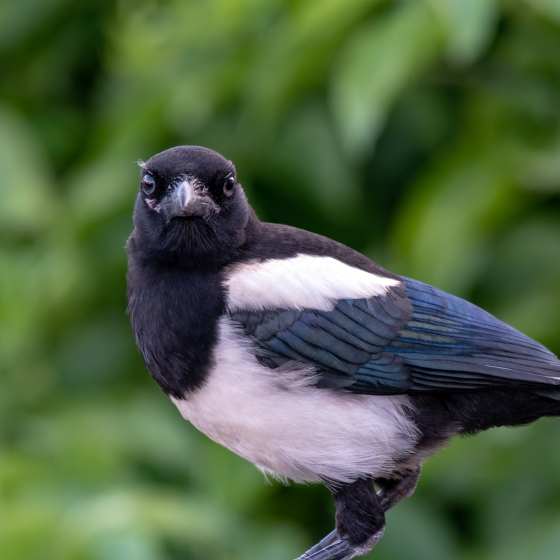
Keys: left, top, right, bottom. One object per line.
{"left": 131, "top": 146, "right": 254, "bottom": 267}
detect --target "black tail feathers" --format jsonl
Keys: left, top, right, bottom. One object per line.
{"left": 533, "top": 388, "right": 560, "bottom": 402}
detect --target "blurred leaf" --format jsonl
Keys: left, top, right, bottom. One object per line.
{"left": 480, "top": 218, "right": 560, "bottom": 347}
{"left": 330, "top": 1, "right": 443, "bottom": 156}
{"left": 392, "top": 140, "right": 519, "bottom": 294}
{"left": 527, "top": 0, "right": 560, "bottom": 23}
{"left": 244, "top": 0, "right": 383, "bottom": 126}
{"left": 0, "top": 0, "right": 67, "bottom": 52}
{"left": 520, "top": 134, "right": 560, "bottom": 191}
{"left": 67, "top": 159, "right": 138, "bottom": 227}
{"left": 272, "top": 103, "right": 361, "bottom": 218}
{"left": 0, "top": 106, "right": 56, "bottom": 236}
{"left": 376, "top": 500, "right": 458, "bottom": 560}
{"left": 429, "top": 0, "right": 498, "bottom": 65}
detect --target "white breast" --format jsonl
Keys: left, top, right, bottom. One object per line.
{"left": 172, "top": 317, "right": 419, "bottom": 484}
{"left": 224, "top": 254, "right": 400, "bottom": 312}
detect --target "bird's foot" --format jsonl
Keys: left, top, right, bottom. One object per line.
{"left": 296, "top": 530, "right": 339, "bottom": 558}
{"left": 294, "top": 470, "right": 420, "bottom": 560}
{"left": 295, "top": 527, "right": 385, "bottom": 560}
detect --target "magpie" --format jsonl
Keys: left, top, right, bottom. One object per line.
{"left": 126, "top": 146, "right": 560, "bottom": 560}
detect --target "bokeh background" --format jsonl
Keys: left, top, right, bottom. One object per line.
{"left": 2, "top": 0, "right": 560, "bottom": 558}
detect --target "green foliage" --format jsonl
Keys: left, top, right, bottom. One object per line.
{"left": 1, "top": 1, "right": 560, "bottom": 558}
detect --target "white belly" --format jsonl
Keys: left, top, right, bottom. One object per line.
{"left": 172, "top": 317, "right": 419, "bottom": 484}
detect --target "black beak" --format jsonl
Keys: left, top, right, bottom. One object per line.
{"left": 162, "top": 180, "right": 213, "bottom": 221}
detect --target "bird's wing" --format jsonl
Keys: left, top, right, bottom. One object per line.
{"left": 228, "top": 265, "right": 560, "bottom": 395}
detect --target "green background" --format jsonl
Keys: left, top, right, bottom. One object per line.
{"left": 2, "top": 0, "right": 560, "bottom": 558}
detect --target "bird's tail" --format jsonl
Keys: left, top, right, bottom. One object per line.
{"left": 532, "top": 388, "right": 560, "bottom": 402}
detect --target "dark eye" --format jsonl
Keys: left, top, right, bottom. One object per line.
{"left": 224, "top": 176, "right": 235, "bottom": 196}
{"left": 142, "top": 173, "right": 156, "bottom": 196}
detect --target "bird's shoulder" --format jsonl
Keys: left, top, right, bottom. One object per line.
{"left": 224, "top": 222, "right": 560, "bottom": 395}
{"left": 223, "top": 222, "right": 405, "bottom": 317}
{"left": 236, "top": 222, "right": 399, "bottom": 280}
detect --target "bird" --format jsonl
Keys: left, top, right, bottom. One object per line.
{"left": 126, "top": 145, "right": 560, "bottom": 560}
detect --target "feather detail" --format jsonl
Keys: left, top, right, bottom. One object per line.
{"left": 224, "top": 255, "right": 400, "bottom": 312}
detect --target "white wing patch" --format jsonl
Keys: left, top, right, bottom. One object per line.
{"left": 224, "top": 254, "right": 400, "bottom": 312}
{"left": 172, "top": 318, "right": 419, "bottom": 484}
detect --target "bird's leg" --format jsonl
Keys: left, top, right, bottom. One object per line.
{"left": 294, "top": 469, "right": 422, "bottom": 560}
{"left": 376, "top": 466, "right": 422, "bottom": 512}
{"left": 295, "top": 477, "right": 385, "bottom": 560}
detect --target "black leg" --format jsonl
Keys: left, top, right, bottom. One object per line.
{"left": 377, "top": 467, "right": 422, "bottom": 512}
{"left": 295, "top": 478, "right": 384, "bottom": 560}
{"left": 294, "top": 469, "right": 422, "bottom": 560}
{"left": 333, "top": 477, "right": 385, "bottom": 547}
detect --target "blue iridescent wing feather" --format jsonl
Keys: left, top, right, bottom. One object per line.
{"left": 229, "top": 278, "right": 560, "bottom": 395}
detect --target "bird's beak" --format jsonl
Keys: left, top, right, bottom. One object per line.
{"left": 162, "top": 180, "right": 212, "bottom": 220}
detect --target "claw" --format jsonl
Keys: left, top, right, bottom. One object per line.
{"left": 297, "top": 530, "right": 338, "bottom": 558}
{"left": 295, "top": 537, "right": 350, "bottom": 560}
{"left": 295, "top": 528, "right": 385, "bottom": 560}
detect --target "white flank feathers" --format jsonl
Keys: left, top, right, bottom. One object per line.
{"left": 224, "top": 255, "right": 400, "bottom": 312}
{"left": 172, "top": 318, "right": 419, "bottom": 484}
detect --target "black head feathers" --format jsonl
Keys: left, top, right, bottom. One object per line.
{"left": 143, "top": 146, "right": 235, "bottom": 194}
{"left": 129, "top": 146, "right": 256, "bottom": 268}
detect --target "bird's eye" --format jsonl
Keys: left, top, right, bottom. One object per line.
{"left": 224, "top": 176, "right": 235, "bottom": 196}
{"left": 142, "top": 174, "right": 156, "bottom": 196}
